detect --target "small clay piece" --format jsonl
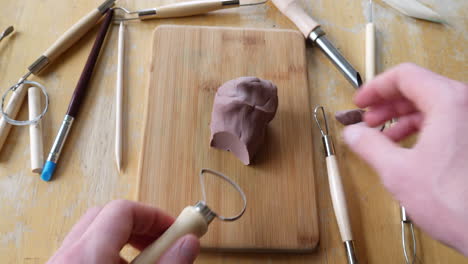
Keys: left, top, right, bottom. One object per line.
{"left": 335, "top": 109, "right": 365, "bottom": 125}
{"left": 210, "top": 77, "right": 278, "bottom": 165}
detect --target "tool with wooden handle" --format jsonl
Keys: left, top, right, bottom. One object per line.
{"left": 272, "top": 0, "right": 362, "bottom": 88}
{"left": 132, "top": 169, "right": 247, "bottom": 264}
{"left": 314, "top": 106, "right": 358, "bottom": 264}
{"left": 0, "top": 0, "right": 115, "bottom": 153}
{"left": 114, "top": 0, "right": 266, "bottom": 21}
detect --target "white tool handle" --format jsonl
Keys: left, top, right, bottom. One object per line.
{"left": 28, "top": 87, "right": 44, "bottom": 173}
{"left": 0, "top": 84, "right": 28, "bottom": 152}
{"left": 326, "top": 155, "right": 353, "bottom": 241}
{"left": 272, "top": 0, "right": 319, "bottom": 37}
{"left": 43, "top": 9, "right": 102, "bottom": 62}
{"left": 130, "top": 206, "right": 209, "bottom": 264}
{"left": 115, "top": 22, "right": 124, "bottom": 172}
{"left": 365, "top": 22, "right": 375, "bottom": 81}
{"left": 140, "top": 0, "right": 238, "bottom": 20}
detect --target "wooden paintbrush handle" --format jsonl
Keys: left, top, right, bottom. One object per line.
{"left": 138, "top": 0, "right": 239, "bottom": 20}
{"left": 28, "top": 0, "right": 115, "bottom": 74}
{"left": 272, "top": 0, "right": 319, "bottom": 37}
{"left": 130, "top": 206, "right": 209, "bottom": 264}
{"left": 326, "top": 155, "right": 353, "bottom": 242}
{"left": 66, "top": 9, "right": 114, "bottom": 117}
{"left": 28, "top": 87, "right": 44, "bottom": 173}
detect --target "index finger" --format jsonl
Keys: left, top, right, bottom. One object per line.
{"left": 355, "top": 63, "right": 452, "bottom": 112}
{"left": 77, "top": 200, "right": 174, "bottom": 260}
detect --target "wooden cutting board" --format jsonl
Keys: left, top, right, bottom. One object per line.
{"left": 137, "top": 25, "right": 318, "bottom": 252}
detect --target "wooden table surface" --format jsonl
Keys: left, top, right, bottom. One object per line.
{"left": 0, "top": 0, "right": 467, "bottom": 263}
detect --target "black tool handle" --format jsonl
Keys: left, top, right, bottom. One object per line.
{"left": 66, "top": 9, "right": 114, "bottom": 117}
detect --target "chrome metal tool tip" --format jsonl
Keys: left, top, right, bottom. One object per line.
{"left": 309, "top": 27, "right": 363, "bottom": 88}
{"left": 0, "top": 26, "right": 14, "bottom": 42}
{"left": 344, "top": 240, "right": 359, "bottom": 264}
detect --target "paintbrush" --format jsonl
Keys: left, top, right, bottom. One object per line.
{"left": 41, "top": 10, "right": 114, "bottom": 181}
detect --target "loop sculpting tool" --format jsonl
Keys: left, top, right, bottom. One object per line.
{"left": 41, "top": 10, "right": 115, "bottom": 182}
{"left": 314, "top": 106, "right": 358, "bottom": 264}
{"left": 113, "top": 0, "right": 267, "bottom": 21}
{"left": 272, "top": 0, "right": 362, "bottom": 88}
{"left": 131, "top": 169, "right": 247, "bottom": 264}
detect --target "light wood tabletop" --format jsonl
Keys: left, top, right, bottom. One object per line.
{"left": 0, "top": 0, "right": 467, "bottom": 263}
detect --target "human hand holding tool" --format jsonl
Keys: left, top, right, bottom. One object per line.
{"left": 272, "top": 0, "right": 362, "bottom": 88}
{"left": 343, "top": 63, "right": 468, "bottom": 256}
{"left": 41, "top": 9, "right": 115, "bottom": 181}
{"left": 131, "top": 169, "right": 246, "bottom": 264}
{"left": 46, "top": 200, "right": 200, "bottom": 264}
{"left": 314, "top": 106, "right": 358, "bottom": 264}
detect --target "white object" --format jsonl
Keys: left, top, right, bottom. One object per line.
{"left": 28, "top": 87, "right": 44, "bottom": 173}
{"left": 115, "top": 22, "right": 124, "bottom": 172}
{"left": 382, "top": 0, "right": 444, "bottom": 23}
{"left": 365, "top": 22, "right": 376, "bottom": 82}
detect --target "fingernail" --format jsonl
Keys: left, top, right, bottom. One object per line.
{"left": 179, "top": 235, "right": 199, "bottom": 261}
{"left": 343, "top": 125, "right": 363, "bottom": 145}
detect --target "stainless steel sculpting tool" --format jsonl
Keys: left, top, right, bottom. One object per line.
{"left": 314, "top": 106, "right": 359, "bottom": 264}
{"left": 272, "top": 0, "right": 362, "bottom": 88}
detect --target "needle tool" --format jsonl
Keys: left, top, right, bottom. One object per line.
{"left": 41, "top": 10, "right": 115, "bottom": 181}
{"left": 314, "top": 106, "right": 358, "bottom": 264}
{"left": 272, "top": 0, "right": 362, "bottom": 88}
{"left": 131, "top": 169, "right": 247, "bottom": 264}
{"left": 0, "top": 0, "right": 116, "bottom": 153}
{"left": 113, "top": 0, "right": 267, "bottom": 21}
{"left": 115, "top": 22, "right": 124, "bottom": 172}
{"left": 0, "top": 26, "right": 14, "bottom": 42}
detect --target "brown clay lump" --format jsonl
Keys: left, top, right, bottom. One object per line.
{"left": 335, "top": 109, "right": 365, "bottom": 125}
{"left": 210, "top": 77, "right": 278, "bottom": 165}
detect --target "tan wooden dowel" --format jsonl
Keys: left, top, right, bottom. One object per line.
{"left": 130, "top": 206, "right": 208, "bottom": 264}
{"left": 0, "top": 84, "right": 28, "bottom": 153}
{"left": 43, "top": 9, "right": 102, "bottom": 62}
{"left": 326, "top": 155, "right": 353, "bottom": 242}
{"left": 28, "top": 87, "right": 44, "bottom": 173}
{"left": 365, "top": 22, "right": 375, "bottom": 82}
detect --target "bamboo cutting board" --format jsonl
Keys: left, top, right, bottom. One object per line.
{"left": 137, "top": 25, "right": 318, "bottom": 251}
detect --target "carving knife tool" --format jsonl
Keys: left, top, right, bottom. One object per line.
{"left": 272, "top": 0, "right": 362, "bottom": 88}
{"left": 0, "top": 26, "right": 14, "bottom": 42}
{"left": 41, "top": 10, "right": 114, "bottom": 181}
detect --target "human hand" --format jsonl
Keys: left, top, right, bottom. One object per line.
{"left": 47, "top": 200, "right": 200, "bottom": 264}
{"left": 342, "top": 63, "right": 468, "bottom": 255}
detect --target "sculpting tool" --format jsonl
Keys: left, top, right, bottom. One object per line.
{"left": 131, "top": 169, "right": 246, "bottom": 264}
{"left": 41, "top": 10, "right": 114, "bottom": 181}
{"left": 113, "top": 0, "right": 267, "bottom": 21}
{"left": 366, "top": 0, "right": 375, "bottom": 81}
{"left": 0, "top": 26, "right": 14, "bottom": 42}
{"left": 0, "top": 0, "right": 115, "bottom": 153}
{"left": 314, "top": 106, "right": 358, "bottom": 264}
{"left": 115, "top": 21, "right": 124, "bottom": 172}
{"left": 272, "top": 0, "right": 362, "bottom": 88}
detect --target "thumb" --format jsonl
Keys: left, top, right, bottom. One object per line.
{"left": 157, "top": 235, "right": 200, "bottom": 264}
{"left": 343, "top": 123, "right": 405, "bottom": 174}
